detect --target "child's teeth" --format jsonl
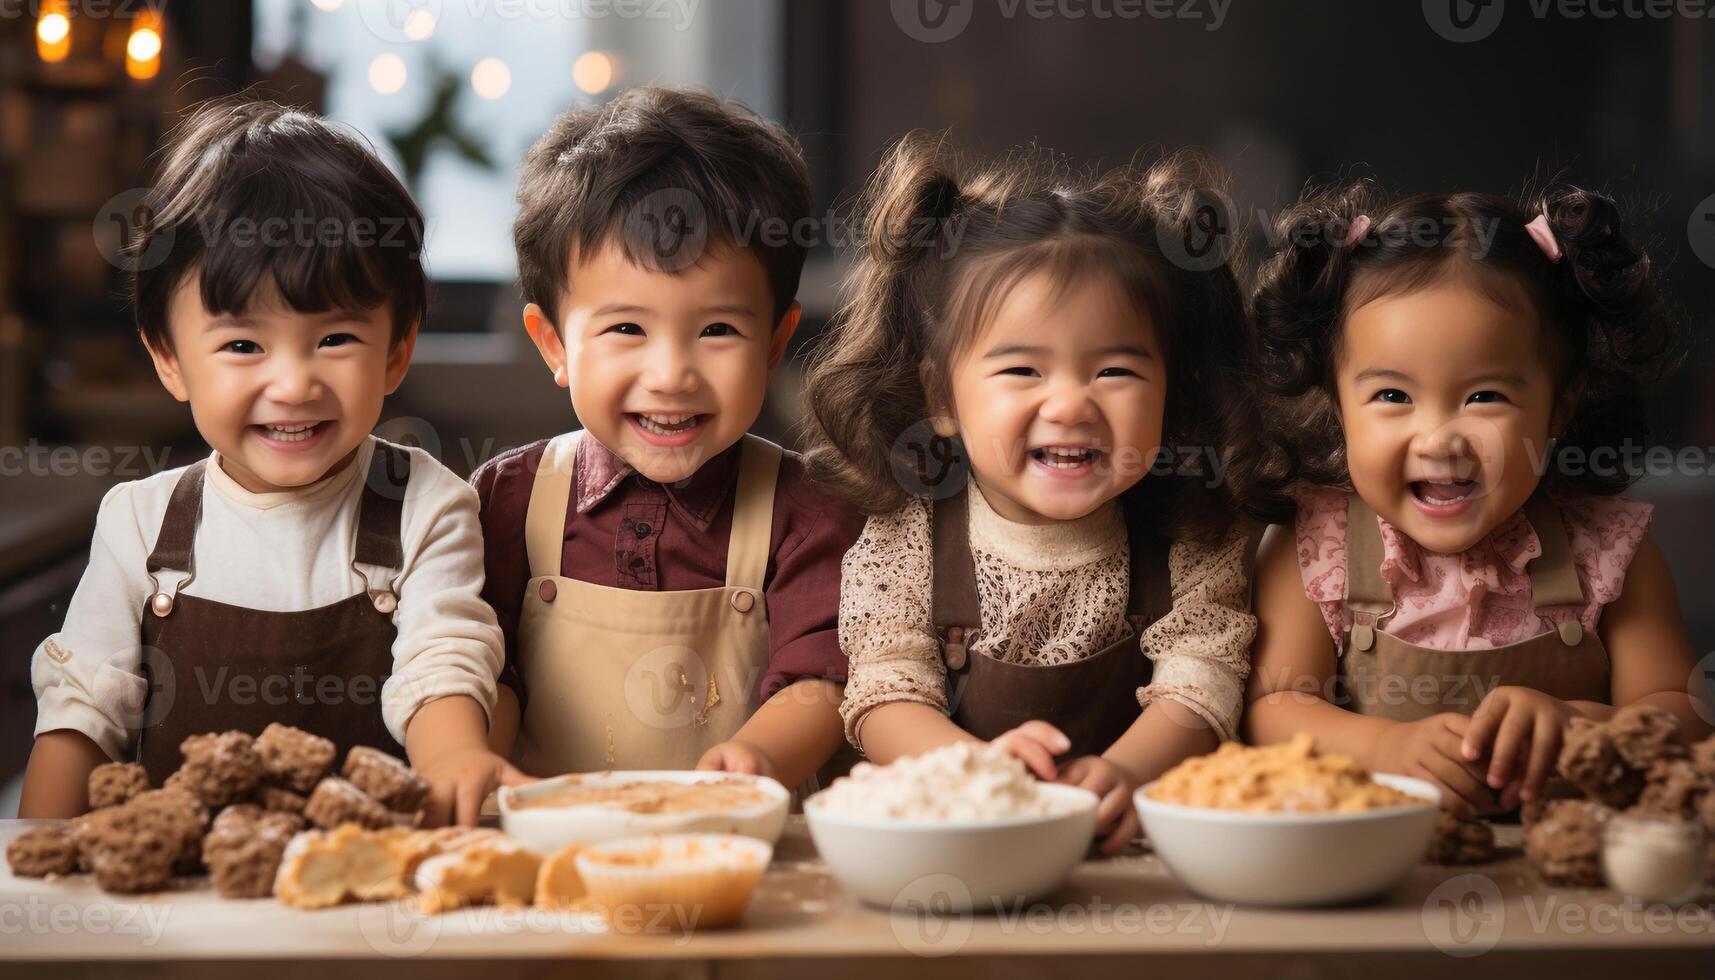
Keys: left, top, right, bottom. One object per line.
{"left": 1037, "top": 447, "right": 1094, "bottom": 469}
{"left": 265, "top": 423, "right": 317, "bottom": 442}
{"left": 637, "top": 413, "right": 698, "bottom": 436}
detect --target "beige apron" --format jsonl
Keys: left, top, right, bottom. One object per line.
{"left": 512, "top": 431, "right": 780, "bottom": 777}
{"left": 1341, "top": 494, "right": 1611, "bottom": 722}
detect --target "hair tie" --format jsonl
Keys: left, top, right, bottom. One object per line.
{"left": 1525, "top": 213, "right": 1563, "bottom": 263}
{"left": 1344, "top": 214, "right": 1372, "bottom": 248}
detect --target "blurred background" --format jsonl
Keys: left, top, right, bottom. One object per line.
{"left": 2, "top": 0, "right": 1712, "bottom": 803}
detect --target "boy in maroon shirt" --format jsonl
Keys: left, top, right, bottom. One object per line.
{"left": 473, "top": 87, "right": 859, "bottom": 789}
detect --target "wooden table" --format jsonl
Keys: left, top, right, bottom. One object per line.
{"left": 3, "top": 818, "right": 1711, "bottom": 979}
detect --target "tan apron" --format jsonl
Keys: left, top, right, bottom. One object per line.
{"left": 1341, "top": 494, "right": 1611, "bottom": 722}
{"left": 932, "top": 488, "right": 1173, "bottom": 760}
{"left": 512, "top": 431, "right": 781, "bottom": 777}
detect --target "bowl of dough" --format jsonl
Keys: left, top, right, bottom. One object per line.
{"left": 499, "top": 770, "right": 790, "bottom": 854}
{"left": 803, "top": 742, "right": 1099, "bottom": 913}
{"left": 1132, "top": 734, "right": 1440, "bottom": 906}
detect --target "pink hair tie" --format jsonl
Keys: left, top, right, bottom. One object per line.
{"left": 1525, "top": 213, "right": 1563, "bottom": 263}
{"left": 1344, "top": 214, "right": 1372, "bottom": 248}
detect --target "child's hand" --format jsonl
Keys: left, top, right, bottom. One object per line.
{"left": 696, "top": 739, "right": 778, "bottom": 780}
{"left": 990, "top": 721, "right": 1071, "bottom": 781}
{"left": 1460, "top": 686, "right": 1572, "bottom": 806}
{"left": 417, "top": 747, "right": 534, "bottom": 828}
{"left": 1374, "top": 713, "right": 1497, "bottom": 818}
{"left": 1059, "top": 755, "right": 1140, "bottom": 855}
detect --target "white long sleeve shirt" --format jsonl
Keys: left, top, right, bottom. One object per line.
{"left": 30, "top": 436, "right": 503, "bottom": 761}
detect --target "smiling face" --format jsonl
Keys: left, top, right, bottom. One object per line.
{"left": 1335, "top": 276, "right": 1562, "bottom": 554}
{"left": 523, "top": 241, "right": 800, "bottom": 484}
{"left": 146, "top": 272, "right": 414, "bottom": 494}
{"left": 937, "top": 268, "right": 1166, "bottom": 525}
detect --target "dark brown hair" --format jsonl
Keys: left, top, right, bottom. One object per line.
{"left": 513, "top": 86, "right": 811, "bottom": 329}
{"left": 1248, "top": 180, "right": 1684, "bottom": 507}
{"left": 802, "top": 132, "right": 1261, "bottom": 542}
{"left": 129, "top": 98, "right": 427, "bottom": 352}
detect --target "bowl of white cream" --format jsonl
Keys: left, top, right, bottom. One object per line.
{"left": 803, "top": 741, "right": 1098, "bottom": 912}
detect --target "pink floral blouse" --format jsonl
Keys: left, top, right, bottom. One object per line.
{"left": 1295, "top": 488, "right": 1653, "bottom": 651}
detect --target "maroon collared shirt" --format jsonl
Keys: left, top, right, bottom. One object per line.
{"left": 471, "top": 434, "right": 861, "bottom": 711}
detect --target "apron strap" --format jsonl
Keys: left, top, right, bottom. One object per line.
{"left": 525, "top": 432, "right": 581, "bottom": 581}
{"left": 724, "top": 435, "right": 782, "bottom": 591}
{"left": 931, "top": 489, "right": 981, "bottom": 671}
{"left": 1343, "top": 494, "right": 1394, "bottom": 652}
{"left": 146, "top": 459, "right": 209, "bottom": 578}
{"left": 1120, "top": 497, "right": 1173, "bottom": 625}
{"left": 355, "top": 442, "right": 410, "bottom": 569}
{"left": 1523, "top": 496, "right": 1585, "bottom": 610}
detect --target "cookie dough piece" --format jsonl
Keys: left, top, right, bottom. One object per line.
{"left": 255, "top": 724, "right": 337, "bottom": 793}
{"left": 1608, "top": 704, "right": 1686, "bottom": 770}
{"left": 415, "top": 838, "right": 542, "bottom": 914}
{"left": 1634, "top": 758, "right": 1712, "bottom": 820}
{"left": 6, "top": 825, "right": 80, "bottom": 877}
{"left": 175, "top": 731, "right": 265, "bottom": 807}
{"left": 534, "top": 844, "right": 588, "bottom": 908}
{"left": 304, "top": 777, "right": 395, "bottom": 831}
{"left": 381, "top": 826, "right": 502, "bottom": 880}
{"left": 1524, "top": 799, "right": 1612, "bottom": 887}
{"left": 1425, "top": 812, "right": 1497, "bottom": 865}
{"left": 1689, "top": 735, "right": 1715, "bottom": 782}
{"left": 74, "top": 803, "right": 179, "bottom": 893}
{"left": 1557, "top": 718, "right": 1644, "bottom": 808}
{"left": 274, "top": 825, "right": 410, "bottom": 908}
{"left": 130, "top": 787, "right": 210, "bottom": 871}
{"left": 202, "top": 806, "right": 298, "bottom": 898}
{"left": 88, "top": 763, "right": 150, "bottom": 809}
{"left": 255, "top": 784, "right": 308, "bottom": 816}
{"left": 342, "top": 747, "right": 430, "bottom": 813}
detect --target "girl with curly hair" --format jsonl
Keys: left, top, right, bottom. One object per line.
{"left": 1243, "top": 181, "right": 1710, "bottom": 817}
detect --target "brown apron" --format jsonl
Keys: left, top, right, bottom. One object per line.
{"left": 1341, "top": 494, "right": 1611, "bottom": 722}
{"left": 136, "top": 443, "right": 409, "bottom": 783}
{"left": 512, "top": 431, "right": 781, "bottom": 777}
{"left": 931, "top": 488, "right": 1172, "bottom": 760}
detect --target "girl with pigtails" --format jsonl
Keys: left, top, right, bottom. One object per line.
{"left": 1242, "top": 182, "right": 1712, "bottom": 817}
{"left": 802, "top": 135, "right": 1266, "bottom": 852}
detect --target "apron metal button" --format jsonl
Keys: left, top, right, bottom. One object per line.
{"left": 370, "top": 591, "right": 397, "bottom": 614}
{"left": 1557, "top": 620, "right": 1584, "bottom": 646}
{"left": 539, "top": 580, "right": 558, "bottom": 603}
{"left": 731, "top": 590, "right": 754, "bottom": 613}
{"left": 149, "top": 592, "right": 174, "bottom": 617}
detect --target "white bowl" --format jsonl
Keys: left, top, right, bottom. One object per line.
{"left": 1133, "top": 773, "right": 1441, "bottom": 907}
{"left": 803, "top": 783, "right": 1099, "bottom": 913}
{"left": 499, "top": 770, "right": 790, "bottom": 854}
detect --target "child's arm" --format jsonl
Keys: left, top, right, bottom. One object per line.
{"left": 18, "top": 730, "right": 109, "bottom": 818}
{"left": 1597, "top": 535, "right": 1711, "bottom": 734}
{"left": 1461, "top": 534, "right": 1713, "bottom": 803}
{"left": 382, "top": 462, "right": 525, "bottom": 826}
{"left": 405, "top": 694, "right": 529, "bottom": 826}
{"left": 487, "top": 682, "right": 521, "bottom": 758}
{"left": 22, "top": 482, "right": 156, "bottom": 817}
{"left": 697, "top": 679, "right": 845, "bottom": 789}
{"left": 1244, "top": 525, "right": 1496, "bottom": 816}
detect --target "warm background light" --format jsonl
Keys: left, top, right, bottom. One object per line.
{"left": 403, "top": 9, "right": 436, "bottom": 41}
{"left": 367, "top": 53, "right": 407, "bottom": 94}
{"left": 471, "top": 58, "right": 511, "bottom": 100}
{"left": 572, "top": 51, "right": 614, "bottom": 94}
{"left": 36, "top": 1, "right": 71, "bottom": 64}
{"left": 125, "top": 12, "right": 163, "bottom": 81}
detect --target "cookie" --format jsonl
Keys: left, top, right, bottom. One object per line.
{"left": 6, "top": 825, "right": 79, "bottom": 877}
{"left": 175, "top": 731, "right": 264, "bottom": 807}
{"left": 304, "top": 776, "right": 395, "bottom": 831}
{"left": 255, "top": 724, "right": 337, "bottom": 793}
{"left": 1425, "top": 812, "right": 1497, "bottom": 865}
{"left": 1524, "top": 799, "right": 1611, "bottom": 887}
{"left": 88, "top": 762, "right": 150, "bottom": 809}
{"left": 342, "top": 746, "right": 429, "bottom": 813}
